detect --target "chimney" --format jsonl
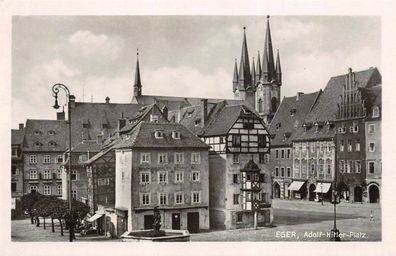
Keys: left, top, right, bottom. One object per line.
{"left": 105, "top": 96, "right": 110, "bottom": 103}
{"left": 201, "top": 99, "right": 208, "bottom": 128}
{"left": 18, "top": 123, "right": 24, "bottom": 130}
{"left": 296, "top": 92, "right": 304, "bottom": 101}
{"left": 57, "top": 111, "right": 65, "bottom": 121}
{"left": 69, "top": 95, "right": 76, "bottom": 108}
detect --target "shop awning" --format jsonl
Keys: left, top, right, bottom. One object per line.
{"left": 88, "top": 213, "right": 104, "bottom": 222}
{"left": 314, "top": 183, "right": 332, "bottom": 193}
{"left": 288, "top": 181, "right": 306, "bottom": 191}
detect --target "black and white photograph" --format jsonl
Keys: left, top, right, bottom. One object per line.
{"left": 2, "top": 0, "right": 396, "bottom": 255}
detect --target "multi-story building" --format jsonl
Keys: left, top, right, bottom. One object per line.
{"left": 268, "top": 91, "right": 321, "bottom": 200}
{"left": 177, "top": 100, "right": 272, "bottom": 229}
{"left": 11, "top": 123, "right": 25, "bottom": 199}
{"left": 364, "top": 85, "right": 381, "bottom": 203}
{"left": 302, "top": 67, "right": 381, "bottom": 203}
{"left": 114, "top": 122, "right": 210, "bottom": 234}
{"left": 22, "top": 119, "right": 67, "bottom": 197}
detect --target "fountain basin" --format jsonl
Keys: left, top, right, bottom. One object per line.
{"left": 120, "top": 229, "right": 190, "bottom": 242}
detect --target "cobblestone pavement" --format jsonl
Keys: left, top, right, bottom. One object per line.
{"left": 11, "top": 200, "right": 381, "bottom": 242}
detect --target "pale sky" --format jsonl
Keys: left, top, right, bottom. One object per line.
{"left": 11, "top": 16, "right": 381, "bottom": 128}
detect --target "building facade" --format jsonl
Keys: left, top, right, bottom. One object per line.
{"left": 114, "top": 122, "right": 210, "bottom": 234}
{"left": 11, "top": 124, "right": 25, "bottom": 199}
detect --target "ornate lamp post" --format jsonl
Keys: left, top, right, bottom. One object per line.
{"left": 52, "top": 83, "right": 74, "bottom": 242}
{"left": 330, "top": 141, "right": 341, "bottom": 241}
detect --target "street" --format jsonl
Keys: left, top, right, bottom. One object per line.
{"left": 11, "top": 199, "right": 381, "bottom": 242}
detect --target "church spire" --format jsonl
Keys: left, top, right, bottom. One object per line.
{"left": 262, "top": 16, "right": 276, "bottom": 82}
{"left": 256, "top": 51, "right": 262, "bottom": 82}
{"left": 276, "top": 49, "right": 282, "bottom": 85}
{"left": 238, "top": 27, "right": 251, "bottom": 90}
{"left": 233, "top": 58, "right": 238, "bottom": 92}
{"left": 251, "top": 57, "right": 256, "bottom": 88}
{"left": 133, "top": 49, "right": 142, "bottom": 97}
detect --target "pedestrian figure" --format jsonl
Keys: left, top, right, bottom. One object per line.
{"left": 370, "top": 210, "right": 374, "bottom": 221}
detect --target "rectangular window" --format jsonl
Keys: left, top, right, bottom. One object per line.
{"left": 258, "top": 134, "right": 267, "bottom": 147}
{"left": 140, "top": 153, "right": 151, "bottom": 164}
{"left": 340, "top": 140, "right": 344, "bottom": 152}
{"left": 327, "top": 162, "right": 331, "bottom": 174}
{"left": 159, "top": 193, "right": 168, "bottom": 205}
{"left": 29, "top": 155, "right": 37, "bottom": 164}
{"left": 192, "top": 171, "right": 200, "bottom": 182}
{"left": 233, "top": 194, "right": 239, "bottom": 205}
{"left": 141, "top": 193, "right": 151, "bottom": 206}
{"left": 57, "top": 167, "right": 62, "bottom": 179}
{"left": 43, "top": 185, "right": 51, "bottom": 195}
{"left": 347, "top": 140, "right": 353, "bottom": 152}
{"left": 259, "top": 153, "right": 265, "bottom": 163}
{"left": 71, "top": 190, "right": 77, "bottom": 199}
{"left": 281, "top": 167, "right": 285, "bottom": 177}
{"left": 57, "top": 185, "right": 62, "bottom": 195}
{"left": 369, "top": 162, "right": 375, "bottom": 174}
{"left": 192, "top": 191, "right": 201, "bottom": 204}
{"left": 281, "top": 150, "right": 285, "bottom": 159}
{"left": 191, "top": 152, "right": 201, "bottom": 164}
{"left": 150, "top": 115, "right": 159, "bottom": 123}
{"left": 175, "top": 171, "right": 184, "bottom": 183}
{"left": 236, "top": 212, "right": 243, "bottom": 222}
{"left": 43, "top": 170, "right": 51, "bottom": 179}
{"left": 30, "top": 185, "right": 38, "bottom": 193}
{"left": 339, "top": 160, "right": 344, "bottom": 173}
{"left": 275, "top": 149, "right": 279, "bottom": 159}
{"left": 158, "top": 153, "right": 168, "bottom": 164}
{"left": 140, "top": 172, "right": 151, "bottom": 184}
{"left": 158, "top": 171, "right": 168, "bottom": 184}
{"left": 174, "top": 153, "right": 184, "bottom": 164}
{"left": 275, "top": 167, "right": 279, "bottom": 177}
{"left": 353, "top": 122, "right": 359, "bottom": 133}
{"left": 259, "top": 173, "right": 265, "bottom": 182}
{"left": 355, "top": 160, "right": 361, "bottom": 173}
{"left": 356, "top": 140, "right": 361, "bottom": 152}
{"left": 29, "top": 170, "right": 37, "bottom": 179}
{"left": 71, "top": 170, "right": 77, "bottom": 180}
{"left": 43, "top": 155, "right": 51, "bottom": 164}
{"left": 368, "top": 124, "right": 375, "bottom": 134}
{"left": 233, "top": 154, "right": 239, "bottom": 164}
{"left": 172, "top": 131, "right": 181, "bottom": 139}
{"left": 311, "top": 142, "right": 315, "bottom": 153}
{"left": 56, "top": 155, "right": 63, "bottom": 163}
{"left": 232, "top": 135, "right": 241, "bottom": 146}
{"left": 174, "top": 192, "right": 184, "bottom": 205}
{"left": 287, "top": 149, "right": 291, "bottom": 159}
{"left": 155, "top": 130, "right": 164, "bottom": 139}
{"left": 287, "top": 167, "right": 291, "bottom": 177}
{"left": 98, "top": 178, "right": 110, "bottom": 186}
{"left": 12, "top": 166, "right": 17, "bottom": 175}
{"left": 369, "top": 143, "right": 376, "bottom": 152}
{"left": 11, "top": 182, "right": 17, "bottom": 192}
{"left": 347, "top": 161, "right": 352, "bottom": 173}
{"left": 233, "top": 174, "right": 239, "bottom": 184}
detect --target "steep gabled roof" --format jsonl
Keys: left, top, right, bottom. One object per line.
{"left": 12, "top": 128, "right": 25, "bottom": 145}
{"left": 23, "top": 119, "right": 68, "bottom": 152}
{"left": 113, "top": 122, "right": 209, "bottom": 149}
{"left": 70, "top": 140, "right": 102, "bottom": 153}
{"left": 305, "top": 67, "right": 381, "bottom": 124}
{"left": 269, "top": 91, "right": 321, "bottom": 146}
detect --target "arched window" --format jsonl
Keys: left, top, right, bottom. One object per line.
{"left": 258, "top": 98, "right": 263, "bottom": 113}
{"left": 326, "top": 159, "right": 332, "bottom": 174}
{"left": 319, "top": 159, "right": 324, "bottom": 173}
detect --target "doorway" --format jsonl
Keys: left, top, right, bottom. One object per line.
{"left": 273, "top": 182, "right": 280, "bottom": 199}
{"left": 144, "top": 215, "right": 154, "bottom": 230}
{"left": 172, "top": 213, "right": 181, "bottom": 230}
{"left": 309, "top": 184, "right": 316, "bottom": 201}
{"left": 354, "top": 186, "right": 363, "bottom": 203}
{"left": 369, "top": 184, "right": 380, "bottom": 203}
{"left": 187, "top": 212, "right": 199, "bottom": 233}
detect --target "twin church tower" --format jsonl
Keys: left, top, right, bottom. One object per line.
{"left": 132, "top": 16, "right": 282, "bottom": 123}
{"left": 233, "top": 16, "right": 282, "bottom": 122}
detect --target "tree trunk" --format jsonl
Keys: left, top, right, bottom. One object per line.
{"left": 51, "top": 217, "right": 55, "bottom": 232}
{"left": 36, "top": 216, "right": 40, "bottom": 227}
{"left": 30, "top": 214, "right": 34, "bottom": 224}
{"left": 59, "top": 218, "right": 64, "bottom": 236}
{"left": 43, "top": 217, "right": 46, "bottom": 229}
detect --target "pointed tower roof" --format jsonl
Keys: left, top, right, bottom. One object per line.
{"left": 251, "top": 57, "right": 256, "bottom": 87}
{"left": 238, "top": 27, "right": 251, "bottom": 90}
{"left": 256, "top": 51, "right": 262, "bottom": 76}
{"left": 262, "top": 39, "right": 270, "bottom": 83}
{"left": 262, "top": 16, "right": 276, "bottom": 82}
{"left": 233, "top": 58, "right": 239, "bottom": 92}
{"left": 134, "top": 49, "right": 142, "bottom": 88}
{"left": 276, "top": 49, "right": 282, "bottom": 74}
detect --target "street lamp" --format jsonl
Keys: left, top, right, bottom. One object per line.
{"left": 52, "top": 83, "right": 74, "bottom": 242}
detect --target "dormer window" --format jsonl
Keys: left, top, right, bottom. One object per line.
{"left": 290, "top": 109, "right": 297, "bottom": 116}
{"left": 155, "top": 130, "right": 164, "bottom": 139}
{"left": 34, "top": 130, "right": 41, "bottom": 135}
{"left": 48, "top": 141, "right": 56, "bottom": 147}
{"left": 194, "top": 119, "right": 201, "bottom": 126}
{"left": 187, "top": 110, "right": 194, "bottom": 118}
{"left": 150, "top": 115, "right": 159, "bottom": 123}
{"left": 372, "top": 106, "right": 380, "bottom": 118}
{"left": 82, "top": 119, "right": 89, "bottom": 128}
{"left": 48, "top": 130, "right": 55, "bottom": 135}
{"left": 172, "top": 131, "right": 181, "bottom": 139}
{"left": 275, "top": 122, "right": 281, "bottom": 130}
{"left": 34, "top": 141, "right": 42, "bottom": 147}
